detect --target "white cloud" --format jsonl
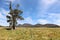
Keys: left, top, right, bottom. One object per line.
{"left": 0, "top": 19, "right": 9, "bottom": 26}
{"left": 17, "top": 17, "right": 49, "bottom": 25}
{"left": 0, "top": 8, "right": 9, "bottom": 26}
{"left": 41, "top": 0, "right": 57, "bottom": 7}
{"left": 17, "top": 13, "right": 60, "bottom": 26}
{"left": 0, "top": 8, "right": 9, "bottom": 19}
{"left": 37, "top": 0, "right": 58, "bottom": 15}
{"left": 39, "top": 0, "right": 60, "bottom": 14}
{"left": 54, "top": 19, "right": 60, "bottom": 25}
{"left": 47, "top": 13, "right": 60, "bottom": 25}
{"left": 37, "top": 19, "right": 49, "bottom": 24}
{"left": 40, "top": 0, "right": 58, "bottom": 10}
{"left": 24, "top": 17, "right": 33, "bottom": 24}
{"left": 37, "top": 0, "right": 58, "bottom": 18}
{"left": 6, "top": 0, "right": 15, "bottom": 3}
{"left": 48, "top": 13, "right": 60, "bottom": 19}
{"left": 1, "top": 0, "right": 60, "bottom": 26}
{"left": 17, "top": 17, "right": 34, "bottom": 24}
{"left": 37, "top": 13, "right": 60, "bottom": 25}
{"left": 5, "top": 0, "right": 16, "bottom": 5}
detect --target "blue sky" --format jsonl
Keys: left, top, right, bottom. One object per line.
{"left": 0, "top": 0, "right": 60, "bottom": 26}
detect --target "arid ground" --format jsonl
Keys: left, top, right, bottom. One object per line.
{"left": 0, "top": 27, "right": 60, "bottom": 40}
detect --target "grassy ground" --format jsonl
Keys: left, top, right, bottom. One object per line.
{"left": 0, "top": 27, "right": 60, "bottom": 40}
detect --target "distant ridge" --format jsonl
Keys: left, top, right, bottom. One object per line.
{"left": 43, "top": 24, "right": 60, "bottom": 28}
{"left": 17, "top": 23, "right": 60, "bottom": 28}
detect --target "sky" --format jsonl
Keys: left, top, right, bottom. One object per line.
{"left": 0, "top": 0, "right": 60, "bottom": 26}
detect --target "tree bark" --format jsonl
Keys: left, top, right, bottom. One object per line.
{"left": 13, "top": 23, "right": 15, "bottom": 29}
{"left": 12, "top": 16, "right": 15, "bottom": 30}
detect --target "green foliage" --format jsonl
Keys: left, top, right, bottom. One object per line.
{"left": 6, "top": 15, "right": 11, "bottom": 19}
{"left": 7, "top": 20, "right": 11, "bottom": 22}
{"left": 17, "top": 16, "right": 24, "bottom": 20}
{"left": 6, "top": 2, "right": 24, "bottom": 29}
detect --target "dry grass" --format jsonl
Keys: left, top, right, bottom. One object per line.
{"left": 0, "top": 27, "right": 60, "bottom": 40}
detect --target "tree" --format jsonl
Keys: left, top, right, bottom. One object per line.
{"left": 6, "top": 2, "right": 24, "bottom": 30}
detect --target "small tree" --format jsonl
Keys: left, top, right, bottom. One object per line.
{"left": 6, "top": 2, "right": 24, "bottom": 30}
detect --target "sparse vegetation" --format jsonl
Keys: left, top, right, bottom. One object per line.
{"left": 0, "top": 27, "right": 60, "bottom": 40}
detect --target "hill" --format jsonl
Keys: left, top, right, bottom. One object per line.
{"left": 17, "top": 23, "right": 60, "bottom": 28}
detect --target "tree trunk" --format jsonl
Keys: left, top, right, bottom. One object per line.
{"left": 12, "top": 21, "right": 15, "bottom": 29}
{"left": 13, "top": 23, "right": 15, "bottom": 29}
{"left": 12, "top": 16, "right": 15, "bottom": 30}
